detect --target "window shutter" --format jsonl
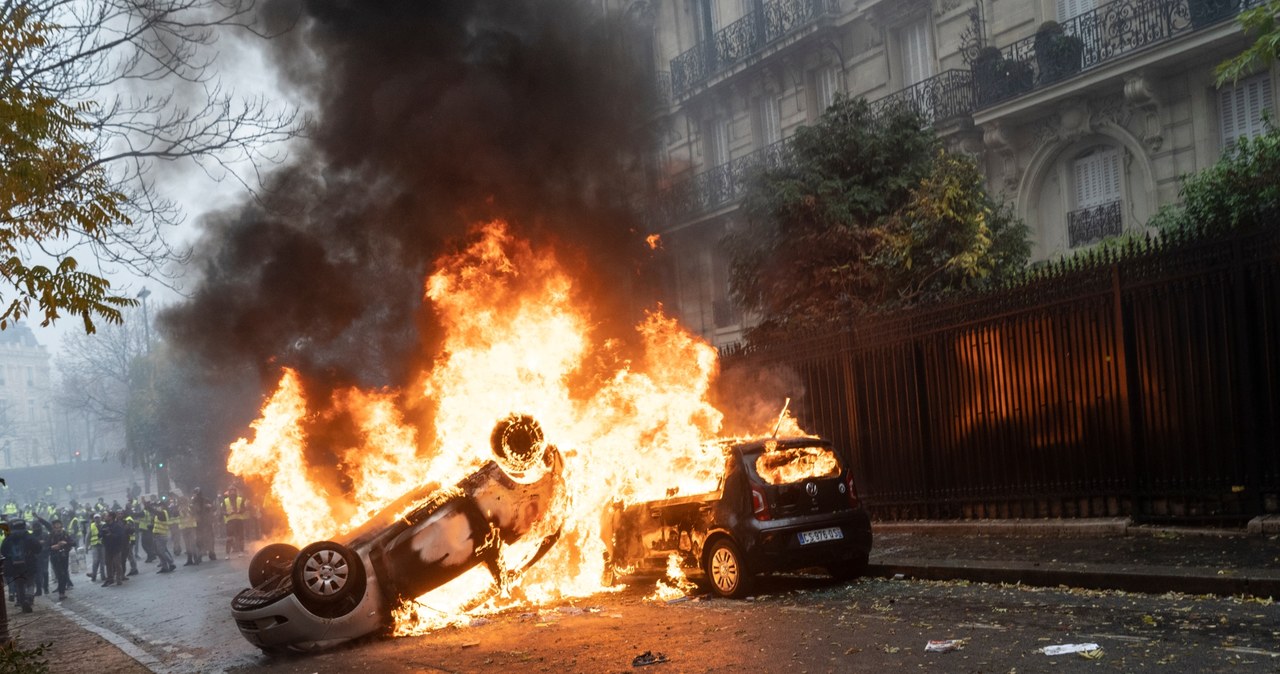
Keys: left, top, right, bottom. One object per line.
{"left": 1074, "top": 148, "right": 1121, "bottom": 208}
{"left": 1220, "top": 74, "right": 1274, "bottom": 151}
{"left": 1057, "top": 0, "right": 1095, "bottom": 22}
{"left": 900, "top": 18, "right": 934, "bottom": 87}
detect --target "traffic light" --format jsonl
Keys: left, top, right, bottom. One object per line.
{"left": 157, "top": 462, "right": 165, "bottom": 469}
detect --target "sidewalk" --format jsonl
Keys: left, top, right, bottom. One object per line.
{"left": 868, "top": 517, "right": 1280, "bottom": 598}
{"left": 5, "top": 596, "right": 148, "bottom": 673}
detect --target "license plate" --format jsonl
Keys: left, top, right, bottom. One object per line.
{"left": 798, "top": 527, "right": 843, "bottom": 545}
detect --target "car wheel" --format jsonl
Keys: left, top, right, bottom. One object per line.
{"left": 291, "top": 541, "right": 366, "bottom": 610}
{"left": 249, "top": 543, "right": 299, "bottom": 587}
{"left": 704, "top": 539, "right": 751, "bottom": 599}
{"left": 490, "top": 414, "right": 549, "bottom": 483}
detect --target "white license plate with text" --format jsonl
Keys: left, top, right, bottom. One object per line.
{"left": 798, "top": 527, "right": 844, "bottom": 545}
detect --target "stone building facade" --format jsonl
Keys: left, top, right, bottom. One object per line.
{"left": 623, "top": 0, "right": 1276, "bottom": 346}
{"left": 0, "top": 324, "right": 54, "bottom": 467}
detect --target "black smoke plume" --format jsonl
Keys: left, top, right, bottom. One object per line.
{"left": 157, "top": 0, "right": 658, "bottom": 485}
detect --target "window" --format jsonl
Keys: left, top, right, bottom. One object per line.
{"left": 1069, "top": 147, "right": 1123, "bottom": 247}
{"left": 899, "top": 17, "right": 934, "bottom": 88}
{"left": 756, "top": 96, "right": 781, "bottom": 147}
{"left": 695, "top": 0, "right": 719, "bottom": 44}
{"left": 706, "top": 117, "right": 731, "bottom": 168}
{"left": 1056, "top": 0, "right": 1095, "bottom": 22}
{"left": 25, "top": 367, "right": 33, "bottom": 387}
{"left": 1074, "top": 148, "right": 1120, "bottom": 208}
{"left": 1219, "top": 74, "right": 1274, "bottom": 152}
{"left": 813, "top": 66, "right": 841, "bottom": 116}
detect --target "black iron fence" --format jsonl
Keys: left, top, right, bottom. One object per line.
{"left": 670, "top": 0, "right": 838, "bottom": 99}
{"left": 976, "top": 0, "right": 1259, "bottom": 108}
{"left": 721, "top": 225, "right": 1280, "bottom": 522}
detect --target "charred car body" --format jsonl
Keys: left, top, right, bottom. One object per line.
{"left": 605, "top": 436, "right": 872, "bottom": 598}
{"left": 231, "top": 415, "right": 564, "bottom": 653}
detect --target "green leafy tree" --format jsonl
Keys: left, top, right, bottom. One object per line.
{"left": 1216, "top": 0, "right": 1280, "bottom": 86}
{"left": 728, "top": 97, "right": 1028, "bottom": 340}
{"left": 1148, "top": 126, "right": 1280, "bottom": 233}
{"left": 2, "top": 0, "right": 302, "bottom": 333}
{"left": 876, "top": 151, "right": 1028, "bottom": 305}
{"left": 1, "top": 11, "right": 132, "bottom": 330}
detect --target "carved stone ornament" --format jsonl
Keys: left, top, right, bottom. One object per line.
{"left": 982, "top": 120, "right": 1021, "bottom": 191}
{"left": 1123, "top": 71, "right": 1163, "bottom": 153}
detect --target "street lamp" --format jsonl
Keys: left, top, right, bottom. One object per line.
{"left": 137, "top": 287, "right": 152, "bottom": 355}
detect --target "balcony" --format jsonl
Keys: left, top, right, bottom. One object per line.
{"left": 1068, "top": 200, "right": 1124, "bottom": 247}
{"left": 670, "top": 0, "right": 838, "bottom": 99}
{"left": 650, "top": 139, "right": 793, "bottom": 226}
{"left": 649, "top": 69, "right": 981, "bottom": 227}
{"left": 974, "top": 0, "right": 1260, "bottom": 109}
{"left": 867, "top": 70, "right": 976, "bottom": 127}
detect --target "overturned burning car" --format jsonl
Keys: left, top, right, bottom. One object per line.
{"left": 604, "top": 435, "right": 872, "bottom": 598}
{"left": 231, "top": 414, "right": 564, "bottom": 653}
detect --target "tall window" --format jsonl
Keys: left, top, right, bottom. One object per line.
{"left": 1069, "top": 147, "right": 1123, "bottom": 247}
{"left": 696, "top": 0, "right": 719, "bottom": 44}
{"left": 1219, "top": 74, "right": 1274, "bottom": 152}
{"left": 813, "top": 66, "right": 841, "bottom": 116}
{"left": 757, "top": 96, "right": 781, "bottom": 147}
{"left": 1057, "top": 0, "right": 1095, "bottom": 22}
{"left": 899, "top": 17, "right": 934, "bottom": 88}
{"left": 707, "top": 117, "right": 731, "bottom": 168}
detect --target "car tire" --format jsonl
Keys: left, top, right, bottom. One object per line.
{"left": 490, "top": 414, "right": 548, "bottom": 483}
{"left": 291, "top": 541, "right": 366, "bottom": 611}
{"left": 703, "top": 538, "right": 751, "bottom": 599}
{"left": 249, "top": 543, "right": 299, "bottom": 587}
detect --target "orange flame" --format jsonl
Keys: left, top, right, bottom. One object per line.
{"left": 228, "top": 219, "right": 801, "bottom": 632}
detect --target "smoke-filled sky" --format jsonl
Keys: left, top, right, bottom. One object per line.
{"left": 161, "top": 0, "right": 658, "bottom": 393}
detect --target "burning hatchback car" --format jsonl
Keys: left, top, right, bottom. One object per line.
{"left": 605, "top": 435, "right": 871, "bottom": 598}
{"left": 231, "top": 414, "right": 564, "bottom": 653}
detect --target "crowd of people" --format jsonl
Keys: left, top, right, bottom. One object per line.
{"left": 0, "top": 486, "right": 261, "bottom": 613}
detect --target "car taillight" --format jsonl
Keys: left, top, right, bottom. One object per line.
{"left": 751, "top": 485, "right": 771, "bottom": 521}
{"left": 844, "top": 472, "right": 861, "bottom": 509}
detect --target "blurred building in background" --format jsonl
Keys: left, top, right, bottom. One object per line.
{"left": 0, "top": 323, "right": 54, "bottom": 468}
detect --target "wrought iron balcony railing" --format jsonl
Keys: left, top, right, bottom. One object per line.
{"left": 866, "top": 70, "right": 976, "bottom": 126}
{"left": 1068, "top": 200, "right": 1124, "bottom": 247}
{"left": 670, "top": 0, "right": 838, "bottom": 99}
{"left": 974, "top": 0, "right": 1260, "bottom": 109}
{"left": 648, "top": 70, "right": 980, "bottom": 227}
{"left": 649, "top": 139, "right": 794, "bottom": 225}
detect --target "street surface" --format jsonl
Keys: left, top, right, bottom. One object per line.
{"left": 47, "top": 543, "right": 1280, "bottom": 673}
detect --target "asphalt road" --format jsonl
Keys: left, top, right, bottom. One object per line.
{"left": 51, "top": 546, "right": 1280, "bottom": 673}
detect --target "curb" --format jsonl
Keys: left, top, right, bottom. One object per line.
{"left": 867, "top": 559, "right": 1280, "bottom": 599}
{"left": 873, "top": 518, "right": 1270, "bottom": 538}
{"left": 872, "top": 518, "right": 1132, "bottom": 537}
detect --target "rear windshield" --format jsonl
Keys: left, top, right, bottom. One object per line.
{"left": 752, "top": 444, "right": 842, "bottom": 485}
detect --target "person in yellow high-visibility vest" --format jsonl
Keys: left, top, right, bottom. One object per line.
{"left": 86, "top": 514, "right": 104, "bottom": 582}
{"left": 222, "top": 487, "right": 248, "bottom": 557}
{"left": 147, "top": 502, "right": 176, "bottom": 573}
{"left": 179, "top": 500, "right": 199, "bottom": 566}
